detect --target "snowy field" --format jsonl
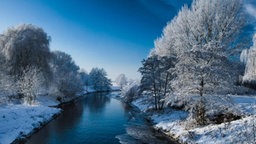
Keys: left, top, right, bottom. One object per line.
{"left": 0, "top": 104, "right": 61, "bottom": 144}
{"left": 133, "top": 95, "right": 256, "bottom": 144}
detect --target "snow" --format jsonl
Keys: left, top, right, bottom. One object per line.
{"left": 133, "top": 95, "right": 256, "bottom": 144}
{"left": 185, "top": 116, "right": 256, "bottom": 144}
{"left": 230, "top": 95, "right": 256, "bottom": 115}
{"left": 0, "top": 104, "right": 61, "bottom": 144}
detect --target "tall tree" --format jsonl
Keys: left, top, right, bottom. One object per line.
{"left": 142, "top": 0, "right": 247, "bottom": 123}
{"left": 153, "top": 0, "right": 246, "bottom": 96}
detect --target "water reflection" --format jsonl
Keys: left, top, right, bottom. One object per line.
{"left": 83, "top": 93, "right": 110, "bottom": 113}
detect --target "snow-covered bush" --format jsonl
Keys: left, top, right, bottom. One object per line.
{"left": 17, "top": 67, "right": 43, "bottom": 105}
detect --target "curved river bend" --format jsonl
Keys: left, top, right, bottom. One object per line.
{"left": 26, "top": 92, "right": 174, "bottom": 144}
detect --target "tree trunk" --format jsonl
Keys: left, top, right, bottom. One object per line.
{"left": 153, "top": 80, "right": 158, "bottom": 110}
{"left": 199, "top": 77, "right": 204, "bottom": 97}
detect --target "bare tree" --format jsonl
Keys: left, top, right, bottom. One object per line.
{"left": 139, "top": 55, "right": 175, "bottom": 110}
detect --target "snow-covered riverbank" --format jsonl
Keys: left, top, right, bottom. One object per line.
{"left": 132, "top": 95, "right": 256, "bottom": 144}
{"left": 0, "top": 94, "right": 78, "bottom": 144}
{"left": 0, "top": 104, "right": 61, "bottom": 144}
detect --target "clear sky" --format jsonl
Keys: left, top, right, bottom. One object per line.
{"left": 0, "top": 0, "right": 254, "bottom": 80}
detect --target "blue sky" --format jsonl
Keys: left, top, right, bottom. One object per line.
{"left": 0, "top": 0, "right": 191, "bottom": 79}
{"left": 0, "top": 0, "right": 254, "bottom": 79}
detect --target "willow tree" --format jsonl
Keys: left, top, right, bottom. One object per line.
{"left": 0, "top": 24, "right": 52, "bottom": 101}
{"left": 0, "top": 24, "right": 51, "bottom": 79}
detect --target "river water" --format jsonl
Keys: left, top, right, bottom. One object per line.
{"left": 26, "top": 92, "right": 174, "bottom": 144}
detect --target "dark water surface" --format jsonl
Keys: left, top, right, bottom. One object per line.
{"left": 26, "top": 92, "right": 173, "bottom": 144}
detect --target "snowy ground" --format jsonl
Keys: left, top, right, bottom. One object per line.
{"left": 0, "top": 104, "right": 61, "bottom": 144}
{"left": 133, "top": 95, "right": 256, "bottom": 144}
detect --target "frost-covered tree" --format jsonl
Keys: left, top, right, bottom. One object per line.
{"left": 174, "top": 44, "right": 240, "bottom": 96}
{"left": 240, "top": 34, "right": 256, "bottom": 88}
{"left": 17, "top": 67, "right": 43, "bottom": 105}
{"left": 0, "top": 24, "right": 51, "bottom": 101}
{"left": 142, "top": 0, "right": 247, "bottom": 123}
{"left": 153, "top": 0, "right": 245, "bottom": 96}
{"left": 115, "top": 74, "right": 127, "bottom": 89}
{"left": 49, "top": 51, "right": 83, "bottom": 99}
{"left": 155, "top": 0, "right": 245, "bottom": 57}
{"left": 0, "top": 24, "right": 51, "bottom": 80}
{"left": 139, "top": 55, "right": 175, "bottom": 110}
{"left": 89, "top": 68, "right": 112, "bottom": 91}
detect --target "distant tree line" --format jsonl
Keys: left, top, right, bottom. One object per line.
{"left": 0, "top": 24, "right": 112, "bottom": 105}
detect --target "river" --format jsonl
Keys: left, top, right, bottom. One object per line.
{"left": 26, "top": 92, "right": 174, "bottom": 144}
